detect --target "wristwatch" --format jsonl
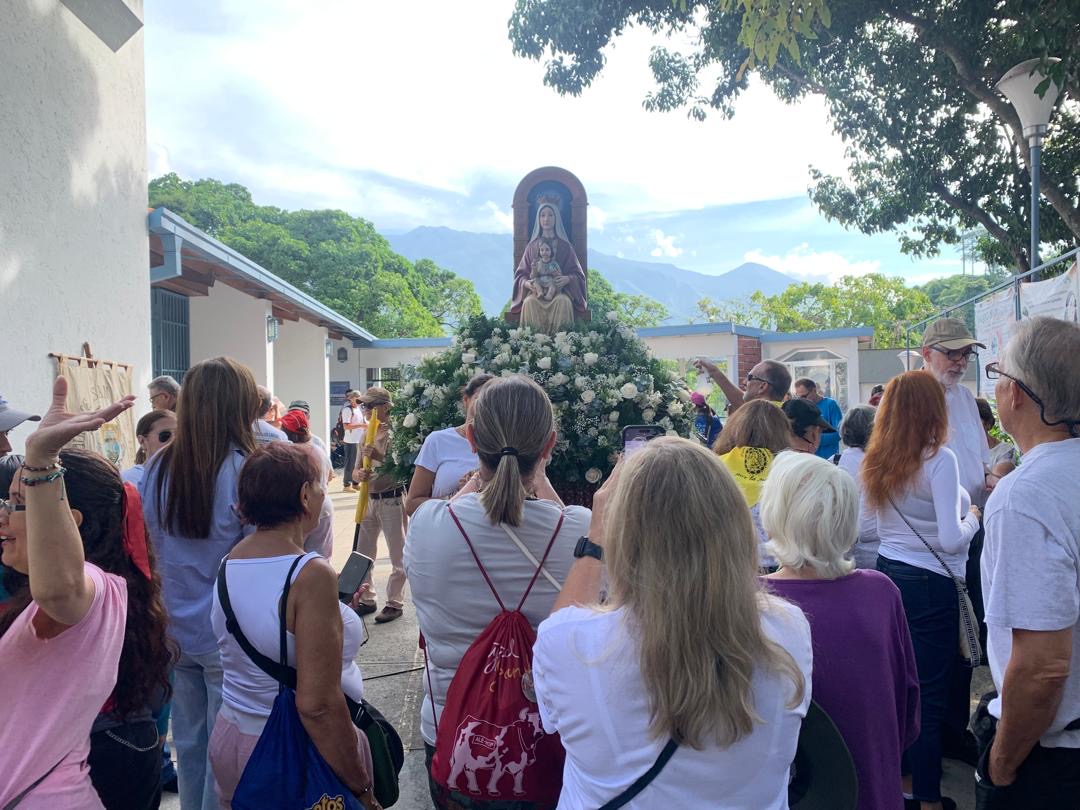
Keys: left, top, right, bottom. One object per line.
{"left": 573, "top": 535, "right": 603, "bottom": 561}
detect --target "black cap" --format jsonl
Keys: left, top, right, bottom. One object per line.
{"left": 783, "top": 399, "right": 837, "bottom": 434}
{"left": 789, "top": 700, "right": 859, "bottom": 809}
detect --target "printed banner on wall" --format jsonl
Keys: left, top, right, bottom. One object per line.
{"left": 55, "top": 356, "right": 137, "bottom": 470}
{"left": 974, "top": 286, "right": 1018, "bottom": 369}
{"left": 1021, "top": 261, "right": 1079, "bottom": 323}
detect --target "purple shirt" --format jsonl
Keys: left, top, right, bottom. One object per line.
{"left": 765, "top": 570, "right": 920, "bottom": 810}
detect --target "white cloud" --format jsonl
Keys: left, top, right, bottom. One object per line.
{"left": 745, "top": 243, "right": 880, "bottom": 282}
{"left": 145, "top": 1, "right": 850, "bottom": 227}
{"left": 482, "top": 201, "right": 513, "bottom": 233}
{"left": 650, "top": 229, "right": 684, "bottom": 258}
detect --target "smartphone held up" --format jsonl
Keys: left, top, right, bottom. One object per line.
{"left": 621, "top": 424, "right": 665, "bottom": 459}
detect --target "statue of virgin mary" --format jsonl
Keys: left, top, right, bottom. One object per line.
{"left": 510, "top": 201, "right": 588, "bottom": 332}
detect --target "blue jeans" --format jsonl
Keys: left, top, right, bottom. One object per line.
{"left": 173, "top": 649, "right": 224, "bottom": 810}
{"left": 878, "top": 555, "right": 958, "bottom": 803}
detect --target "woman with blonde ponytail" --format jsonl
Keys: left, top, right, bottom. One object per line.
{"left": 405, "top": 375, "right": 591, "bottom": 809}
{"left": 532, "top": 437, "right": 811, "bottom": 808}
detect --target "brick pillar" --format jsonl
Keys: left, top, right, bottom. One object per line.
{"left": 736, "top": 336, "right": 762, "bottom": 381}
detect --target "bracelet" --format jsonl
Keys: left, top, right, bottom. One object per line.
{"left": 21, "top": 468, "right": 66, "bottom": 486}
{"left": 22, "top": 460, "right": 61, "bottom": 472}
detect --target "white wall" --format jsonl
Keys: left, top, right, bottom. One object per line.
{"left": 274, "top": 319, "right": 331, "bottom": 447}
{"left": 1, "top": 0, "right": 148, "bottom": 453}
{"left": 640, "top": 333, "right": 738, "bottom": 368}
{"left": 189, "top": 283, "right": 274, "bottom": 388}
{"left": 763, "top": 337, "right": 862, "bottom": 407}
{"left": 330, "top": 338, "right": 363, "bottom": 392}
{"left": 356, "top": 344, "right": 451, "bottom": 373}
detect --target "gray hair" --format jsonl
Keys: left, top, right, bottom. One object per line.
{"left": 149, "top": 375, "right": 180, "bottom": 396}
{"left": 1004, "top": 316, "right": 1080, "bottom": 436}
{"left": 471, "top": 375, "right": 555, "bottom": 526}
{"left": 761, "top": 451, "right": 857, "bottom": 579}
{"left": 840, "top": 405, "right": 875, "bottom": 449}
{"left": 256, "top": 386, "right": 274, "bottom": 417}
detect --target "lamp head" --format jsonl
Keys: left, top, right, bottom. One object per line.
{"left": 996, "top": 58, "right": 1063, "bottom": 142}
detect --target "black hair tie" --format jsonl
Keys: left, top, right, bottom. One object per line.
{"left": 500, "top": 447, "right": 519, "bottom": 457}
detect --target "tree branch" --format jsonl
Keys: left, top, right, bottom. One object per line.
{"left": 932, "top": 181, "right": 1029, "bottom": 274}
{"left": 888, "top": 9, "right": 1080, "bottom": 242}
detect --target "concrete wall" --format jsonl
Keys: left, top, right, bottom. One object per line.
{"left": 189, "top": 283, "right": 274, "bottom": 388}
{"left": 274, "top": 319, "right": 330, "bottom": 447}
{"left": 1, "top": 0, "right": 148, "bottom": 453}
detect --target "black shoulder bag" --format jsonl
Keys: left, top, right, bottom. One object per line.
{"left": 597, "top": 738, "right": 679, "bottom": 810}
{"left": 216, "top": 557, "right": 403, "bottom": 807}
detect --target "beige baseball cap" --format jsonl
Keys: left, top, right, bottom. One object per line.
{"left": 359, "top": 386, "right": 393, "bottom": 407}
{"left": 922, "top": 318, "right": 986, "bottom": 351}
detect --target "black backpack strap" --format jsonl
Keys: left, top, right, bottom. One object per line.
{"left": 216, "top": 555, "right": 304, "bottom": 692}
{"left": 597, "top": 738, "right": 679, "bottom": 810}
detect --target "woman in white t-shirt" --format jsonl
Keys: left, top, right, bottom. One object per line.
{"left": 533, "top": 437, "right": 811, "bottom": 809}
{"left": 863, "top": 371, "right": 981, "bottom": 809}
{"left": 405, "top": 375, "right": 590, "bottom": 809}
{"left": 835, "top": 404, "right": 879, "bottom": 568}
{"left": 209, "top": 442, "right": 380, "bottom": 810}
{"left": 404, "top": 373, "right": 493, "bottom": 516}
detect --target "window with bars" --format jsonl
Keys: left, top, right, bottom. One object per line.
{"left": 151, "top": 288, "right": 190, "bottom": 382}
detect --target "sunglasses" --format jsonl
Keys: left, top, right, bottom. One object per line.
{"left": 746, "top": 373, "right": 772, "bottom": 386}
{"left": 931, "top": 345, "right": 978, "bottom": 363}
{"left": 141, "top": 430, "right": 173, "bottom": 443}
{"left": 0, "top": 499, "right": 25, "bottom": 514}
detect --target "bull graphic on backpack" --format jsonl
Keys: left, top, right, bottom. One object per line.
{"left": 428, "top": 505, "right": 566, "bottom": 806}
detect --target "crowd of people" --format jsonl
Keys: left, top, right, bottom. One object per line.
{"left": 1, "top": 313, "right": 1078, "bottom": 810}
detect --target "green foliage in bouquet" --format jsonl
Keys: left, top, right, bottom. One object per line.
{"left": 379, "top": 313, "right": 695, "bottom": 488}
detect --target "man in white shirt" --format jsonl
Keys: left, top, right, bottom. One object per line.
{"left": 922, "top": 317, "right": 993, "bottom": 763}
{"left": 340, "top": 389, "right": 366, "bottom": 491}
{"left": 976, "top": 316, "right": 1080, "bottom": 807}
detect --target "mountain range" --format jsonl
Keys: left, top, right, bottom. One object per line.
{"left": 387, "top": 226, "right": 797, "bottom": 323}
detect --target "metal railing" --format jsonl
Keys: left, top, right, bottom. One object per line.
{"left": 903, "top": 247, "right": 1079, "bottom": 393}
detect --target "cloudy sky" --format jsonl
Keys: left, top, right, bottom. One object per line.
{"left": 145, "top": 1, "right": 965, "bottom": 284}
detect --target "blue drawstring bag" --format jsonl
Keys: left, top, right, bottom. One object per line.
{"left": 223, "top": 555, "right": 363, "bottom": 810}
{"left": 232, "top": 686, "right": 361, "bottom": 810}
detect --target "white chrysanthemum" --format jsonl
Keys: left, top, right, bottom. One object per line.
{"left": 620, "top": 382, "right": 638, "bottom": 399}
{"left": 402, "top": 413, "right": 418, "bottom": 428}
{"left": 575, "top": 375, "right": 589, "bottom": 389}
{"left": 537, "top": 356, "right": 552, "bottom": 370}
{"left": 508, "top": 329, "right": 522, "bottom": 340}
{"left": 668, "top": 402, "right": 684, "bottom": 416}
{"left": 494, "top": 353, "right": 510, "bottom": 366}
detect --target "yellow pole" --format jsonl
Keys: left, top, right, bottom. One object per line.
{"left": 354, "top": 410, "right": 380, "bottom": 524}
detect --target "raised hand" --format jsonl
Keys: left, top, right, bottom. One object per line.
{"left": 25, "top": 377, "right": 135, "bottom": 463}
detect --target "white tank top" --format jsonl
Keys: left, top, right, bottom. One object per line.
{"left": 211, "top": 552, "right": 365, "bottom": 735}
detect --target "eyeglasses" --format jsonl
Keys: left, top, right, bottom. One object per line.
{"left": 149, "top": 392, "right": 169, "bottom": 403}
{"left": 746, "top": 373, "right": 772, "bottom": 387}
{"left": 985, "top": 362, "right": 1080, "bottom": 436}
{"left": 930, "top": 345, "right": 978, "bottom": 363}
{"left": 0, "top": 499, "right": 25, "bottom": 514}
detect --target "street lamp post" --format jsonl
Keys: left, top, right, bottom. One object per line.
{"left": 995, "top": 58, "right": 1062, "bottom": 281}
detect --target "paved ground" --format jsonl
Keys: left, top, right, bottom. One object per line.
{"left": 163, "top": 480, "right": 988, "bottom": 809}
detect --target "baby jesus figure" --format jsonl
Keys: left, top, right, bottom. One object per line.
{"left": 530, "top": 239, "right": 563, "bottom": 302}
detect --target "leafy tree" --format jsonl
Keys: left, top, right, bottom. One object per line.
{"left": 694, "top": 296, "right": 762, "bottom": 325}
{"left": 750, "top": 273, "right": 935, "bottom": 346}
{"left": 509, "top": 1, "right": 1080, "bottom": 274}
{"left": 148, "top": 174, "right": 481, "bottom": 338}
{"left": 586, "top": 269, "right": 670, "bottom": 327}
{"left": 915, "top": 269, "right": 1010, "bottom": 333}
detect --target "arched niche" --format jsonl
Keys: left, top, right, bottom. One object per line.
{"left": 512, "top": 166, "right": 588, "bottom": 278}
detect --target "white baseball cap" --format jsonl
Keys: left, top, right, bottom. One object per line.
{"left": 0, "top": 395, "right": 41, "bottom": 432}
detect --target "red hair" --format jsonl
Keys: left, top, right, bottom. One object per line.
{"left": 862, "top": 371, "right": 948, "bottom": 509}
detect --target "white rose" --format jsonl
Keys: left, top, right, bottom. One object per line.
{"left": 583, "top": 352, "right": 599, "bottom": 366}
{"left": 508, "top": 329, "right": 522, "bottom": 340}
{"left": 585, "top": 468, "right": 603, "bottom": 484}
{"left": 609, "top": 411, "right": 619, "bottom": 423}
{"left": 642, "top": 408, "right": 656, "bottom": 422}
{"left": 550, "top": 372, "right": 569, "bottom": 386}
{"left": 402, "top": 382, "right": 416, "bottom": 397}
{"left": 620, "top": 382, "right": 639, "bottom": 400}
{"left": 537, "top": 356, "right": 552, "bottom": 370}
{"left": 676, "top": 388, "right": 691, "bottom": 403}
{"left": 494, "top": 353, "right": 509, "bottom": 366}
{"left": 666, "top": 429, "right": 678, "bottom": 437}
{"left": 501, "top": 343, "right": 512, "bottom": 354}
{"left": 575, "top": 375, "right": 589, "bottom": 389}
{"left": 402, "top": 413, "right": 418, "bottom": 428}
{"left": 668, "top": 402, "right": 684, "bottom": 416}
{"left": 460, "top": 352, "right": 476, "bottom": 364}
{"left": 581, "top": 390, "right": 596, "bottom": 404}
{"left": 423, "top": 385, "right": 436, "bottom": 399}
